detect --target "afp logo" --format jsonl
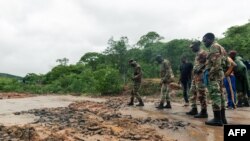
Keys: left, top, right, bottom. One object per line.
{"left": 224, "top": 125, "right": 250, "bottom": 141}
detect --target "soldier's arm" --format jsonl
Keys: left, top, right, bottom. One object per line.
{"left": 133, "top": 67, "right": 142, "bottom": 79}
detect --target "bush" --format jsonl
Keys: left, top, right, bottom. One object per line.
{"left": 94, "top": 67, "right": 123, "bottom": 95}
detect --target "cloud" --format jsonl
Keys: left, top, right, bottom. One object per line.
{"left": 0, "top": 0, "right": 249, "bottom": 76}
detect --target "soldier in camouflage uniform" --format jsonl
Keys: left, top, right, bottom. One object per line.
{"left": 186, "top": 41, "right": 208, "bottom": 118}
{"left": 203, "top": 33, "right": 227, "bottom": 126}
{"left": 155, "top": 55, "right": 175, "bottom": 109}
{"left": 127, "top": 59, "right": 144, "bottom": 106}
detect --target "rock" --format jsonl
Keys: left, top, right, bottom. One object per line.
{"left": 133, "top": 134, "right": 142, "bottom": 140}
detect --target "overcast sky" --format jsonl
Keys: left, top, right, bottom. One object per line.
{"left": 0, "top": 0, "right": 249, "bottom": 76}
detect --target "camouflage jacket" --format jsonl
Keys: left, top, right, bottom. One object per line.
{"left": 160, "top": 59, "right": 174, "bottom": 83}
{"left": 206, "top": 42, "right": 225, "bottom": 80}
{"left": 133, "top": 64, "right": 142, "bottom": 83}
{"left": 193, "top": 49, "right": 207, "bottom": 81}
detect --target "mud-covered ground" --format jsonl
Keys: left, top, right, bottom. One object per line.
{"left": 0, "top": 93, "right": 250, "bottom": 141}
{"left": 0, "top": 93, "right": 33, "bottom": 99}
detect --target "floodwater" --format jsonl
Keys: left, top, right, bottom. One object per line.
{"left": 0, "top": 95, "right": 104, "bottom": 126}
{"left": 1, "top": 95, "right": 250, "bottom": 141}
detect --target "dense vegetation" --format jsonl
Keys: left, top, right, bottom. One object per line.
{"left": 0, "top": 22, "right": 250, "bottom": 95}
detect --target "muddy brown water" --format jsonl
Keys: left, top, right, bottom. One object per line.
{"left": 0, "top": 95, "right": 104, "bottom": 126}
{"left": 1, "top": 95, "right": 250, "bottom": 141}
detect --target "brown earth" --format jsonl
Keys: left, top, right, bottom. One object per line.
{"left": 1, "top": 97, "right": 184, "bottom": 141}
{"left": 0, "top": 93, "right": 33, "bottom": 99}
{"left": 1, "top": 95, "right": 250, "bottom": 141}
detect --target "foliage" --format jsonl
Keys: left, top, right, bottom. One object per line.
{"left": 2, "top": 22, "right": 250, "bottom": 96}
{"left": 94, "top": 67, "right": 123, "bottom": 95}
{"left": 219, "top": 22, "right": 250, "bottom": 59}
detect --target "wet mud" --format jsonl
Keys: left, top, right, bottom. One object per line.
{"left": 0, "top": 94, "right": 250, "bottom": 141}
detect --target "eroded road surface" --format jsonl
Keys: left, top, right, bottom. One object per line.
{"left": 0, "top": 95, "right": 250, "bottom": 141}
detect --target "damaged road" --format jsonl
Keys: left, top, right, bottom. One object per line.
{"left": 0, "top": 95, "right": 250, "bottom": 141}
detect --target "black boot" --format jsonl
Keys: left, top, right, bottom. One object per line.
{"left": 127, "top": 97, "right": 134, "bottom": 106}
{"left": 221, "top": 108, "right": 228, "bottom": 124}
{"left": 156, "top": 102, "right": 164, "bottom": 109}
{"left": 194, "top": 109, "right": 208, "bottom": 118}
{"left": 164, "top": 101, "right": 172, "bottom": 109}
{"left": 237, "top": 99, "right": 243, "bottom": 107}
{"left": 136, "top": 98, "right": 144, "bottom": 106}
{"left": 186, "top": 108, "right": 198, "bottom": 115}
{"left": 205, "top": 111, "right": 223, "bottom": 126}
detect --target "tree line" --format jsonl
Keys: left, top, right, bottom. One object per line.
{"left": 0, "top": 22, "right": 249, "bottom": 95}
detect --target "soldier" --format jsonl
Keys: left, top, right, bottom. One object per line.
{"left": 186, "top": 41, "right": 208, "bottom": 118}
{"left": 127, "top": 59, "right": 144, "bottom": 106}
{"left": 202, "top": 33, "right": 227, "bottom": 126}
{"left": 155, "top": 55, "right": 175, "bottom": 109}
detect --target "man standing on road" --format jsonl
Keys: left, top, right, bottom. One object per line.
{"left": 223, "top": 55, "right": 237, "bottom": 109}
{"left": 229, "top": 51, "right": 250, "bottom": 107}
{"left": 127, "top": 59, "right": 144, "bottom": 106}
{"left": 186, "top": 41, "right": 208, "bottom": 118}
{"left": 202, "top": 33, "right": 227, "bottom": 126}
{"left": 179, "top": 56, "right": 193, "bottom": 106}
{"left": 155, "top": 55, "right": 175, "bottom": 109}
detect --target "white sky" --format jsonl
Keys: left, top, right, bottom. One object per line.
{"left": 0, "top": 0, "right": 249, "bottom": 76}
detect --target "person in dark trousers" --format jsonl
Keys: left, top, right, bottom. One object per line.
{"left": 179, "top": 56, "right": 193, "bottom": 106}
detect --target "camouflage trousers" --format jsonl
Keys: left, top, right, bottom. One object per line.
{"left": 208, "top": 80, "right": 226, "bottom": 111}
{"left": 160, "top": 83, "right": 170, "bottom": 103}
{"left": 189, "top": 80, "right": 207, "bottom": 109}
{"left": 131, "top": 82, "right": 142, "bottom": 100}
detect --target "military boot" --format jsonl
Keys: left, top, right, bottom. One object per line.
{"left": 194, "top": 109, "right": 208, "bottom": 118}
{"left": 136, "top": 98, "right": 144, "bottom": 106}
{"left": 156, "top": 102, "right": 164, "bottom": 109}
{"left": 221, "top": 108, "right": 228, "bottom": 124}
{"left": 164, "top": 101, "right": 172, "bottom": 109}
{"left": 127, "top": 97, "right": 134, "bottom": 106}
{"left": 205, "top": 111, "right": 223, "bottom": 126}
{"left": 186, "top": 108, "right": 198, "bottom": 115}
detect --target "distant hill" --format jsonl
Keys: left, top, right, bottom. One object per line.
{"left": 0, "top": 73, "right": 23, "bottom": 80}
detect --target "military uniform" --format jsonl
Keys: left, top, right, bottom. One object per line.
{"left": 206, "top": 42, "right": 226, "bottom": 111}
{"left": 160, "top": 59, "right": 174, "bottom": 104}
{"left": 131, "top": 64, "right": 142, "bottom": 101}
{"left": 128, "top": 61, "right": 144, "bottom": 106}
{"left": 189, "top": 49, "right": 208, "bottom": 110}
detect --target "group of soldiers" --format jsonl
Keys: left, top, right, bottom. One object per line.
{"left": 127, "top": 32, "right": 250, "bottom": 127}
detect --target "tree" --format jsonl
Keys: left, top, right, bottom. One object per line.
{"left": 79, "top": 52, "right": 104, "bottom": 71}
{"left": 56, "top": 57, "right": 69, "bottom": 66}
{"left": 137, "top": 31, "right": 164, "bottom": 48}
{"left": 104, "top": 37, "right": 129, "bottom": 83}
{"left": 219, "top": 22, "right": 250, "bottom": 59}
